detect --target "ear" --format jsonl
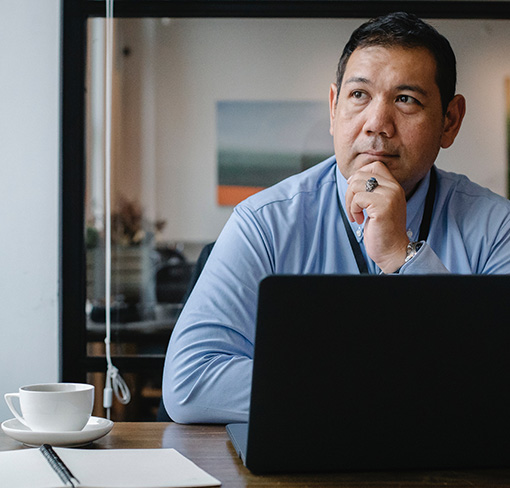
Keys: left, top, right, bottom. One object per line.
{"left": 440, "top": 94, "right": 466, "bottom": 149}
{"left": 329, "top": 83, "right": 338, "bottom": 136}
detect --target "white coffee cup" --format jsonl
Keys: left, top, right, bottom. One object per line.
{"left": 4, "top": 383, "right": 94, "bottom": 432}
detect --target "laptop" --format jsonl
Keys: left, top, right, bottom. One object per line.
{"left": 227, "top": 274, "right": 510, "bottom": 474}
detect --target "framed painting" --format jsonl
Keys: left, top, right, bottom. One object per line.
{"left": 217, "top": 100, "right": 333, "bottom": 205}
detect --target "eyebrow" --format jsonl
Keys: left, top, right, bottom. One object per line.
{"left": 344, "top": 78, "right": 429, "bottom": 97}
{"left": 344, "top": 76, "right": 370, "bottom": 85}
{"left": 396, "top": 84, "right": 429, "bottom": 97}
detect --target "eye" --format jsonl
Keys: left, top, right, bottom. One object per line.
{"left": 395, "top": 94, "right": 424, "bottom": 114}
{"left": 350, "top": 90, "right": 368, "bottom": 102}
{"left": 396, "top": 94, "right": 422, "bottom": 106}
{"left": 397, "top": 95, "right": 411, "bottom": 103}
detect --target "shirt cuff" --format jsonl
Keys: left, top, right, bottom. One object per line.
{"left": 398, "top": 242, "right": 449, "bottom": 274}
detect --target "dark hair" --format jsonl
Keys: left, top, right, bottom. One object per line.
{"left": 335, "top": 12, "right": 457, "bottom": 114}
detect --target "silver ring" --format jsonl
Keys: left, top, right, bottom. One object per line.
{"left": 365, "top": 177, "right": 379, "bottom": 193}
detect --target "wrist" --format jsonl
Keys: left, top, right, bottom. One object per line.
{"left": 382, "top": 241, "right": 423, "bottom": 274}
{"left": 378, "top": 239, "right": 410, "bottom": 274}
{"left": 403, "top": 241, "right": 423, "bottom": 265}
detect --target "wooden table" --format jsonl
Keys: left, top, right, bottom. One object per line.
{"left": 1, "top": 422, "right": 510, "bottom": 487}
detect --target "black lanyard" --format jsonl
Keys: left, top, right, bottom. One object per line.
{"left": 337, "top": 167, "right": 437, "bottom": 274}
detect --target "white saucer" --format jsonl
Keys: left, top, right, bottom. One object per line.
{"left": 1, "top": 416, "right": 114, "bottom": 447}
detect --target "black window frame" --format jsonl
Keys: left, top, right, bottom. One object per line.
{"left": 60, "top": 0, "right": 510, "bottom": 382}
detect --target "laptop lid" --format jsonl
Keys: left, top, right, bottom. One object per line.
{"left": 229, "top": 275, "right": 510, "bottom": 474}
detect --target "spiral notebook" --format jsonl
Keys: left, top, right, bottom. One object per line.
{"left": 0, "top": 445, "right": 221, "bottom": 488}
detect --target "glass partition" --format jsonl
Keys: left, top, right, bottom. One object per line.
{"left": 79, "top": 12, "right": 510, "bottom": 420}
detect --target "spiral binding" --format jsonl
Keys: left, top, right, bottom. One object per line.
{"left": 40, "top": 444, "right": 79, "bottom": 488}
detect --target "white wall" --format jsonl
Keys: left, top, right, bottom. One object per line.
{"left": 433, "top": 19, "right": 510, "bottom": 195}
{"left": 113, "top": 18, "right": 510, "bottom": 244}
{"left": 0, "top": 0, "right": 60, "bottom": 421}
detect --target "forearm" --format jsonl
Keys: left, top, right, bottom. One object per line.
{"left": 163, "top": 207, "right": 271, "bottom": 424}
{"left": 163, "top": 325, "right": 253, "bottom": 424}
{"left": 163, "top": 278, "right": 257, "bottom": 424}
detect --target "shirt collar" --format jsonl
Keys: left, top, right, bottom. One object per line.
{"left": 335, "top": 162, "right": 432, "bottom": 243}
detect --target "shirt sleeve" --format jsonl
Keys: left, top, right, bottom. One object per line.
{"left": 162, "top": 204, "right": 273, "bottom": 424}
{"left": 398, "top": 242, "right": 450, "bottom": 274}
{"left": 472, "top": 206, "right": 510, "bottom": 274}
{"left": 400, "top": 207, "right": 510, "bottom": 275}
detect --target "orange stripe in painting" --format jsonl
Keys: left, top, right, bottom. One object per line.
{"left": 217, "top": 185, "right": 265, "bottom": 206}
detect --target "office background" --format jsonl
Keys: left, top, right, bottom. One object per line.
{"left": 98, "top": 16, "right": 510, "bottom": 246}
{"left": 1, "top": 0, "right": 510, "bottom": 421}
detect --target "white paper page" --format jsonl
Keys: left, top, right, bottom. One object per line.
{"left": 57, "top": 448, "right": 221, "bottom": 488}
{"left": 0, "top": 449, "right": 64, "bottom": 488}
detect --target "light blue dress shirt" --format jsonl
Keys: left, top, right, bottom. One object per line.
{"left": 163, "top": 156, "right": 510, "bottom": 424}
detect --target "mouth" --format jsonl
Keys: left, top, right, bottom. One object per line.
{"left": 360, "top": 151, "right": 399, "bottom": 160}
{"left": 356, "top": 152, "right": 400, "bottom": 169}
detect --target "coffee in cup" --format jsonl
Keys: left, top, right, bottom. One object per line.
{"left": 4, "top": 383, "right": 94, "bottom": 432}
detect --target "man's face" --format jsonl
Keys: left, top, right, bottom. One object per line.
{"left": 329, "top": 45, "right": 449, "bottom": 196}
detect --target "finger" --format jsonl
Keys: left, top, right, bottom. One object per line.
{"left": 348, "top": 171, "right": 393, "bottom": 192}
{"left": 349, "top": 182, "right": 401, "bottom": 225}
{"left": 344, "top": 184, "right": 356, "bottom": 222}
{"left": 345, "top": 176, "right": 373, "bottom": 222}
{"left": 345, "top": 175, "right": 372, "bottom": 222}
{"left": 349, "top": 189, "right": 378, "bottom": 223}
{"left": 359, "top": 161, "right": 396, "bottom": 181}
{"left": 345, "top": 161, "right": 398, "bottom": 222}
{"left": 349, "top": 162, "right": 399, "bottom": 195}
{"left": 345, "top": 174, "right": 389, "bottom": 223}
{"left": 349, "top": 197, "right": 367, "bottom": 225}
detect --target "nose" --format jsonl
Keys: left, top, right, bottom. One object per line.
{"left": 363, "top": 99, "right": 395, "bottom": 138}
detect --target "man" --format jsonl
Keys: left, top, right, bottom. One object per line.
{"left": 163, "top": 12, "right": 510, "bottom": 423}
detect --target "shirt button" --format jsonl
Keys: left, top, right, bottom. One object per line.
{"left": 407, "top": 230, "right": 413, "bottom": 238}
{"left": 356, "top": 228, "right": 362, "bottom": 238}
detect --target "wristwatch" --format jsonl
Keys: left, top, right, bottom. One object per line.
{"left": 404, "top": 241, "right": 423, "bottom": 264}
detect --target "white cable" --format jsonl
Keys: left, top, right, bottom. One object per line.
{"left": 103, "top": 0, "right": 131, "bottom": 419}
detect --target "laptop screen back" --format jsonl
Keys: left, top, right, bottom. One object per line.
{"left": 243, "top": 275, "right": 510, "bottom": 473}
